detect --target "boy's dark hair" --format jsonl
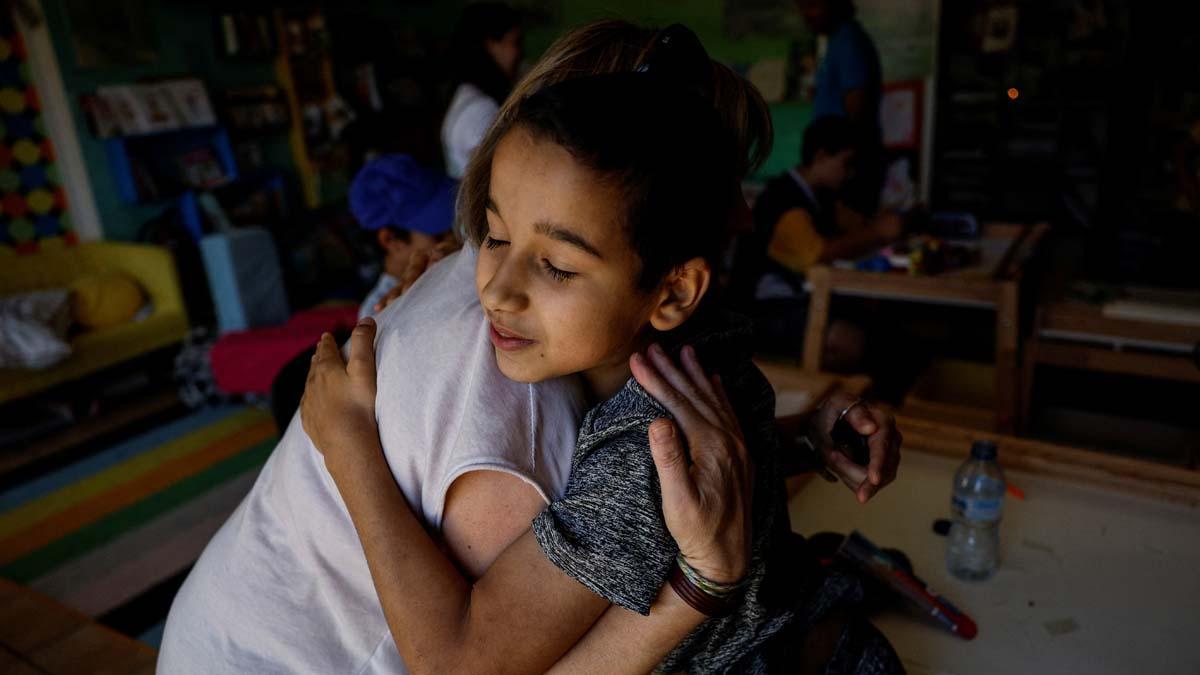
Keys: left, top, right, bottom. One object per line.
{"left": 451, "top": 3, "right": 521, "bottom": 104}
{"left": 511, "top": 72, "right": 739, "bottom": 289}
{"left": 801, "top": 115, "right": 857, "bottom": 166}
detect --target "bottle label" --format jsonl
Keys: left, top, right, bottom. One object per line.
{"left": 952, "top": 496, "right": 1003, "bottom": 522}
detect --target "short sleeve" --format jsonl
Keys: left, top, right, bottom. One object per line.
{"left": 531, "top": 426, "right": 676, "bottom": 616}
{"left": 767, "top": 207, "right": 826, "bottom": 273}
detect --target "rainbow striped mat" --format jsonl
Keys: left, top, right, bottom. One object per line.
{"left": 0, "top": 405, "right": 277, "bottom": 646}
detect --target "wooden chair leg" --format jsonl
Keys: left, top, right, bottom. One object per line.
{"left": 995, "top": 282, "right": 1019, "bottom": 433}
{"left": 1018, "top": 307, "right": 1045, "bottom": 434}
{"left": 803, "top": 266, "right": 832, "bottom": 372}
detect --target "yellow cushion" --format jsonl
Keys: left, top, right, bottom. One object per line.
{"left": 70, "top": 272, "right": 145, "bottom": 329}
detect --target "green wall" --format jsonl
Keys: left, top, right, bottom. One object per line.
{"left": 356, "top": 0, "right": 811, "bottom": 179}
{"left": 41, "top": 1, "right": 288, "bottom": 241}
{"left": 43, "top": 0, "right": 810, "bottom": 239}
{"left": 524, "top": 1, "right": 811, "bottom": 179}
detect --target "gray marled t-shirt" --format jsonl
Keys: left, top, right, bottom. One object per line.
{"left": 532, "top": 313, "right": 801, "bottom": 673}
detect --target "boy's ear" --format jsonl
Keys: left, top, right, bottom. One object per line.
{"left": 649, "top": 258, "right": 711, "bottom": 332}
{"left": 377, "top": 229, "right": 408, "bottom": 251}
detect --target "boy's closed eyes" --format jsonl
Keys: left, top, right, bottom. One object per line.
{"left": 476, "top": 126, "right": 668, "bottom": 401}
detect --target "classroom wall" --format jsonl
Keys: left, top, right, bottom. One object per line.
{"left": 40, "top": 0, "right": 841, "bottom": 240}
{"left": 349, "top": 0, "right": 813, "bottom": 180}
{"left": 526, "top": 0, "right": 811, "bottom": 179}
{"left": 40, "top": 1, "right": 288, "bottom": 241}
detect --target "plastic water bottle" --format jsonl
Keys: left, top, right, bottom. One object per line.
{"left": 946, "top": 440, "right": 1005, "bottom": 581}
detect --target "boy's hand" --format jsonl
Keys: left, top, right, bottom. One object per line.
{"left": 301, "top": 318, "right": 381, "bottom": 468}
{"left": 810, "top": 392, "right": 901, "bottom": 504}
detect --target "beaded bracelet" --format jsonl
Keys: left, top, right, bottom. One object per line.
{"left": 676, "top": 554, "right": 743, "bottom": 597}
{"left": 668, "top": 554, "right": 746, "bottom": 617}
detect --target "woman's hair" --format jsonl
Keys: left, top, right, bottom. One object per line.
{"left": 450, "top": 2, "right": 522, "bottom": 104}
{"left": 512, "top": 73, "right": 738, "bottom": 289}
{"left": 457, "top": 19, "right": 773, "bottom": 251}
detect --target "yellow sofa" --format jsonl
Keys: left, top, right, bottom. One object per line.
{"left": 0, "top": 240, "right": 189, "bottom": 405}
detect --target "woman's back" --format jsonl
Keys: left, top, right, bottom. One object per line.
{"left": 158, "top": 247, "right": 585, "bottom": 674}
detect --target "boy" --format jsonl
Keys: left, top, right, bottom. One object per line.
{"left": 348, "top": 154, "right": 457, "bottom": 319}
{"left": 734, "top": 115, "right": 901, "bottom": 364}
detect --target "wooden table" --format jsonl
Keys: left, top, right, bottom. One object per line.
{"left": 787, "top": 420, "right": 1200, "bottom": 675}
{"left": 803, "top": 223, "right": 1046, "bottom": 432}
{"left": 0, "top": 578, "right": 156, "bottom": 675}
{"left": 1022, "top": 300, "right": 1200, "bottom": 438}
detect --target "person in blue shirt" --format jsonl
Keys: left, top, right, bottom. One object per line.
{"left": 797, "top": 0, "right": 884, "bottom": 214}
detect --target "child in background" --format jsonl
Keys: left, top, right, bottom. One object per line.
{"left": 348, "top": 154, "right": 457, "bottom": 319}
{"left": 734, "top": 115, "right": 902, "bottom": 367}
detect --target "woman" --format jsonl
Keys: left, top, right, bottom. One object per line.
{"left": 442, "top": 2, "right": 523, "bottom": 178}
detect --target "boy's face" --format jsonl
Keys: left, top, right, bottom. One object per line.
{"left": 476, "top": 128, "right": 659, "bottom": 399}
{"left": 380, "top": 230, "right": 440, "bottom": 279}
{"left": 811, "top": 148, "right": 856, "bottom": 191}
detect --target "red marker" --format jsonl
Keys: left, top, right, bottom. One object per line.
{"left": 839, "top": 531, "right": 978, "bottom": 640}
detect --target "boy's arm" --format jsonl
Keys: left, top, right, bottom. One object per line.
{"left": 766, "top": 205, "right": 896, "bottom": 271}
{"left": 444, "top": 472, "right": 707, "bottom": 675}
{"left": 549, "top": 586, "right": 705, "bottom": 674}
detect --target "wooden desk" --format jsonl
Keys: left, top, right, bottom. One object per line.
{"left": 755, "top": 360, "right": 871, "bottom": 417}
{"left": 787, "top": 423, "right": 1200, "bottom": 675}
{"left": 803, "top": 223, "right": 1046, "bottom": 432}
{"left": 1022, "top": 301, "right": 1200, "bottom": 434}
{"left": 0, "top": 579, "right": 156, "bottom": 675}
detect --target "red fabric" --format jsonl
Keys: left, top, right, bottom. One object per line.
{"left": 210, "top": 304, "right": 359, "bottom": 394}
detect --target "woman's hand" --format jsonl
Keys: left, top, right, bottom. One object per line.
{"left": 811, "top": 392, "right": 901, "bottom": 504}
{"left": 373, "top": 239, "right": 463, "bottom": 313}
{"left": 300, "top": 318, "right": 381, "bottom": 467}
{"left": 629, "top": 344, "right": 753, "bottom": 585}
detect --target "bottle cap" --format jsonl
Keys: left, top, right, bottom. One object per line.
{"left": 970, "top": 440, "right": 998, "bottom": 460}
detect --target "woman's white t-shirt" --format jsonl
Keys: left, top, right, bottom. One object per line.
{"left": 157, "top": 248, "right": 585, "bottom": 674}
{"left": 441, "top": 82, "right": 500, "bottom": 179}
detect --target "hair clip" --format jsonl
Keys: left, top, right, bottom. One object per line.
{"left": 636, "top": 24, "right": 713, "bottom": 100}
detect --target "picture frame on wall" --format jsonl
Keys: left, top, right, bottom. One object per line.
{"left": 163, "top": 80, "right": 217, "bottom": 128}
{"left": 134, "top": 84, "right": 181, "bottom": 133}
{"left": 97, "top": 85, "right": 153, "bottom": 135}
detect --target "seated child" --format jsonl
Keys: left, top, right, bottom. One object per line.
{"left": 734, "top": 115, "right": 903, "bottom": 365}
{"left": 348, "top": 154, "right": 457, "bottom": 319}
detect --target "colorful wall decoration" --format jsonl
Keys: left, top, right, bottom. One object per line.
{"left": 0, "top": 17, "right": 72, "bottom": 254}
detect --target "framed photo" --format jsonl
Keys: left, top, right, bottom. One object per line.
{"left": 134, "top": 84, "right": 181, "bottom": 133}
{"left": 163, "top": 79, "right": 217, "bottom": 127}
{"left": 97, "top": 85, "right": 152, "bottom": 135}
